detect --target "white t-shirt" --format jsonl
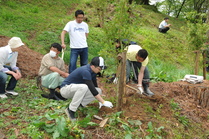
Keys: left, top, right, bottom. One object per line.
{"left": 63, "top": 20, "right": 89, "bottom": 48}
{"left": 159, "top": 20, "right": 168, "bottom": 29}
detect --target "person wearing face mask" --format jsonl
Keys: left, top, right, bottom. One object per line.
{"left": 0, "top": 37, "right": 24, "bottom": 98}
{"left": 61, "top": 10, "right": 89, "bottom": 74}
{"left": 38, "top": 43, "right": 69, "bottom": 100}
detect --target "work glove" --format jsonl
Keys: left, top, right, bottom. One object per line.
{"left": 113, "top": 77, "right": 118, "bottom": 84}
{"left": 137, "top": 86, "right": 144, "bottom": 94}
{"left": 99, "top": 101, "right": 113, "bottom": 109}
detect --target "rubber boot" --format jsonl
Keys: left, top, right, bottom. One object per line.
{"left": 41, "top": 89, "right": 61, "bottom": 100}
{"left": 142, "top": 79, "right": 154, "bottom": 96}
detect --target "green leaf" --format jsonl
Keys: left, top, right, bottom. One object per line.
{"left": 87, "top": 122, "right": 98, "bottom": 126}
{"left": 56, "top": 117, "right": 68, "bottom": 137}
{"left": 32, "top": 120, "right": 45, "bottom": 128}
{"left": 128, "top": 120, "right": 142, "bottom": 126}
{"left": 53, "top": 129, "right": 60, "bottom": 139}
{"left": 78, "top": 117, "right": 91, "bottom": 128}
{"left": 45, "top": 126, "right": 55, "bottom": 133}
{"left": 45, "top": 113, "right": 53, "bottom": 121}
{"left": 125, "top": 134, "right": 132, "bottom": 139}
{"left": 157, "top": 126, "right": 164, "bottom": 132}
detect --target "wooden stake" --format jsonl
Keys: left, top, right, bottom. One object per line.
{"left": 99, "top": 118, "right": 109, "bottom": 127}
{"left": 126, "top": 85, "right": 139, "bottom": 92}
{"left": 202, "top": 50, "right": 207, "bottom": 79}
{"left": 116, "top": 52, "right": 126, "bottom": 111}
{"left": 194, "top": 50, "right": 200, "bottom": 75}
{"left": 93, "top": 115, "right": 103, "bottom": 121}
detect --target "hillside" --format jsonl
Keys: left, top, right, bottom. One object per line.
{"left": 0, "top": 0, "right": 195, "bottom": 75}
{"left": 0, "top": 0, "right": 208, "bottom": 139}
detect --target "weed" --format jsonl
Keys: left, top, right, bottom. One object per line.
{"left": 170, "top": 99, "right": 180, "bottom": 110}
{"left": 145, "top": 122, "right": 164, "bottom": 139}
{"left": 170, "top": 100, "right": 190, "bottom": 127}
{"left": 177, "top": 115, "right": 190, "bottom": 127}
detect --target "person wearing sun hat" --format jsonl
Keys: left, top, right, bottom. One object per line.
{"left": 60, "top": 56, "right": 113, "bottom": 121}
{"left": 0, "top": 37, "right": 24, "bottom": 98}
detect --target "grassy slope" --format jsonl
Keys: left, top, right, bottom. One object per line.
{"left": 0, "top": 0, "right": 208, "bottom": 138}
{"left": 0, "top": 0, "right": 198, "bottom": 81}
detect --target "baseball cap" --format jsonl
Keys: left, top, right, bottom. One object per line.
{"left": 8, "top": 37, "right": 24, "bottom": 49}
{"left": 90, "top": 57, "right": 107, "bottom": 70}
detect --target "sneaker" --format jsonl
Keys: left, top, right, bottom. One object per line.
{"left": 6, "top": 90, "right": 18, "bottom": 96}
{"left": 65, "top": 108, "right": 76, "bottom": 121}
{"left": 0, "top": 94, "right": 8, "bottom": 98}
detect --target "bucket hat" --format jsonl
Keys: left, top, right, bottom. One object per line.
{"left": 8, "top": 37, "right": 24, "bottom": 49}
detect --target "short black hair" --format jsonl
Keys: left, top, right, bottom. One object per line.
{"left": 137, "top": 49, "right": 148, "bottom": 59}
{"left": 164, "top": 17, "right": 169, "bottom": 20}
{"left": 51, "top": 43, "right": 62, "bottom": 52}
{"left": 75, "top": 10, "right": 84, "bottom": 17}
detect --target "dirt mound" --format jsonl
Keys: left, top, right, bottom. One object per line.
{"left": 0, "top": 35, "right": 43, "bottom": 77}
{"left": 96, "top": 79, "right": 209, "bottom": 133}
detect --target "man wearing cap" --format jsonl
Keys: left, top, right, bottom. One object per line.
{"left": 0, "top": 37, "right": 24, "bottom": 98}
{"left": 38, "top": 43, "right": 69, "bottom": 100}
{"left": 60, "top": 57, "right": 113, "bottom": 121}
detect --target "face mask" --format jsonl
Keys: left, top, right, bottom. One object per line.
{"left": 49, "top": 50, "right": 56, "bottom": 58}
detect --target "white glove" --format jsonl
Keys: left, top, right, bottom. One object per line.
{"left": 99, "top": 101, "right": 113, "bottom": 109}
{"left": 113, "top": 77, "right": 118, "bottom": 84}
{"left": 138, "top": 86, "right": 144, "bottom": 94}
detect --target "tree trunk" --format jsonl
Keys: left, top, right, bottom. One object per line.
{"left": 174, "top": 83, "right": 209, "bottom": 109}
{"left": 176, "top": 0, "right": 186, "bottom": 18}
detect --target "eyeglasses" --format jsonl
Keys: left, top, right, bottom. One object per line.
{"left": 96, "top": 67, "right": 102, "bottom": 71}
{"left": 76, "top": 16, "right": 84, "bottom": 19}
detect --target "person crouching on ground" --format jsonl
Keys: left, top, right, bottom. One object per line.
{"left": 117, "top": 41, "right": 154, "bottom": 96}
{"left": 38, "top": 43, "right": 69, "bottom": 100}
{"left": 158, "top": 17, "right": 171, "bottom": 33}
{"left": 60, "top": 57, "right": 113, "bottom": 121}
{"left": 0, "top": 37, "right": 24, "bottom": 99}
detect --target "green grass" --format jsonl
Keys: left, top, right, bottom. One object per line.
{"left": 0, "top": 0, "right": 205, "bottom": 79}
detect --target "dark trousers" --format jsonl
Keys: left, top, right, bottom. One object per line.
{"left": 0, "top": 65, "right": 18, "bottom": 94}
{"left": 126, "top": 60, "right": 150, "bottom": 82}
{"left": 69, "top": 47, "right": 88, "bottom": 73}
{"left": 159, "top": 27, "right": 170, "bottom": 33}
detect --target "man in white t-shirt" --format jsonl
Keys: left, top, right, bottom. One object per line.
{"left": 158, "top": 17, "right": 171, "bottom": 33}
{"left": 61, "top": 10, "right": 89, "bottom": 73}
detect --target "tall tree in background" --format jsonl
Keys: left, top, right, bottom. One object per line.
{"left": 176, "top": 0, "right": 186, "bottom": 18}
{"left": 157, "top": 0, "right": 209, "bottom": 18}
